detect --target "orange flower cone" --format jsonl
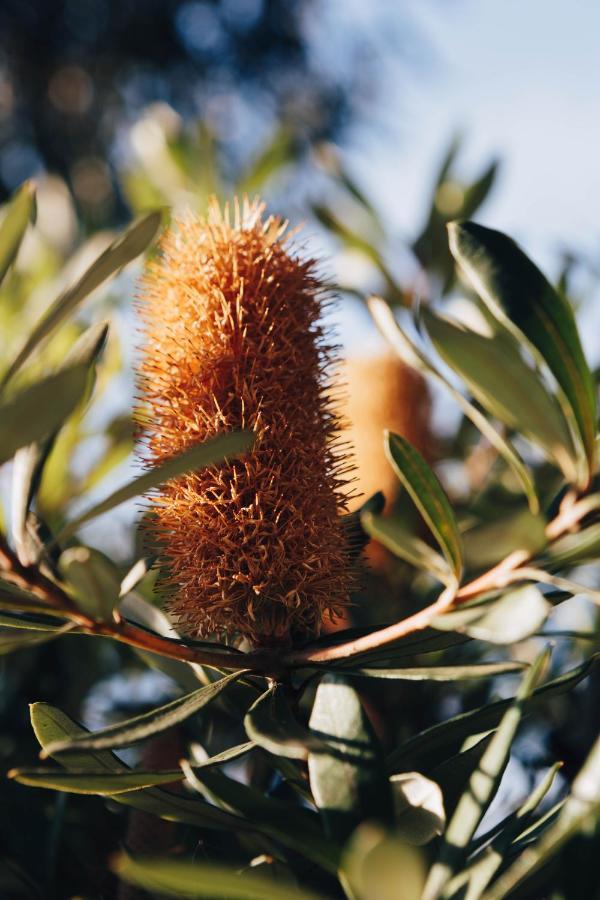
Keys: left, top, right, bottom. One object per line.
{"left": 136, "top": 198, "right": 356, "bottom": 646}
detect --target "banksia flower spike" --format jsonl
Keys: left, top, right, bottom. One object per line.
{"left": 137, "top": 198, "right": 356, "bottom": 647}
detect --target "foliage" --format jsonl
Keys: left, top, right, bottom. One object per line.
{"left": 0, "top": 155, "right": 600, "bottom": 900}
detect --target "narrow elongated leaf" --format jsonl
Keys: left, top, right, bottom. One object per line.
{"left": 385, "top": 431, "right": 462, "bottom": 580}
{"left": 0, "top": 578, "right": 57, "bottom": 614}
{"left": 344, "top": 661, "right": 526, "bottom": 681}
{"left": 7, "top": 767, "right": 184, "bottom": 795}
{"left": 308, "top": 674, "right": 393, "bottom": 839}
{"left": 0, "top": 611, "right": 65, "bottom": 631}
{"left": 55, "top": 430, "right": 254, "bottom": 543}
{"left": 448, "top": 221, "right": 595, "bottom": 481}
{"left": 1, "top": 211, "right": 161, "bottom": 388}
{"left": 387, "top": 655, "right": 597, "bottom": 774}
{"left": 448, "top": 763, "right": 562, "bottom": 899}
{"left": 369, "top": 296, "right": 538, "bottom": 512}
{"left": 430, "top": 734, "right": 494, "bottom": 821}
{"left": 183, "top": 764, "right": 340, "bottom": 873}
{"left": 244, "top": 685, "right": 327, "bottom": 760}
{"left": 432, "top": 586, "right": 551, "bottom": 645}
{"left": 11, "top": 322, "right": 109, "bottom": 562}
{"left": 42, "top": 669, "right": 250, "bottom": 756}
{"left": 30, "top": 702, "right": 247, "bottom": 831}
{"left": 361, "top": 510, "right": 452, "bottom": 583}
{"left": 483, "top": 735, "right": 600, "bottom": 899}
{"left": 422, "top": 307, "right": 577, "bottom": 480}
{"left": 542, "top": 523, "right": 600, "bottom": 568}
{"left": 422, "top": 648, "right": 550, "bottom": 899}
{"left": 0, "top": 180, "right": 36, "bottom": 286}
{"left": 0, "top": 623, "right": 73, "bottom": 654}
{"left": 0, "top": 366, "right": 89, "bottom": 466}
{"left": 113, "top": 855, "right": 325, "bottom": 900}
{"left": 462, "top": 508, "right": 546, "bottom": 572}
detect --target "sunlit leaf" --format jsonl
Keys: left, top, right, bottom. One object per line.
{"left": 0, "top": 180, "right": 36, "bottom": 286}
{"left": 1, "top": 210, "right": 161, "bottom": 388}
{"left": 343, "top": 661, "right": 526, "bottom": 681}
{"left": 391, "top": 773, "right": 446, "bottom": 845}
{"left": 432, "top": 586, "right": 551, "bottom": 645}
{"left": 244, "top": 684, "right": 328, "bottom": 761}
{"left": 308, "top": 674, "right": 393, "bottom": 840}
{"left": 42, "top": 669, "right": 251, "bottom": 755}
{"left": 7, "top": 767, "right": 184, "bottom": 795}
{"left": 0, "top": 366, "right": 89, "bottom": 466}
{"left": 423, "top": 648, "right": 550, "bottom": 899}
{"left": 361, "top": 509, "right": 452, "bottom": 583}
{"left": 422, "top": 306, "right": 577, "bottom": 481}
{"left": 385, "top": 432, "right": 462, "bottom": 580}
{"left": 58, "top": 546, "right": 121, "bottom": 622}
{"left": 113, "top": 854, "right": 325, "bottom": 900}
{"left": 369, "top": 297, "right": 538, "bottom": 513}
{"left": 54, "top": 429, "right": 254, "bottom": 544}
{"left": 340, "top": 823, "right": 426, "bottom": 900}
{"left": 448, "top": 221, "right": 595, "bottom": 484}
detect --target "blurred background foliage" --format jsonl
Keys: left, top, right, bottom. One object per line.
{"left": 1, "top": 2, "right": 600, "bottom": 899}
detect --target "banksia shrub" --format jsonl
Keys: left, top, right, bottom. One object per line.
{"left": 136, "top": 198, "right": 355, "bottom": 645}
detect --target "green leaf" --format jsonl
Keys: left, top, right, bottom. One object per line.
{"left": 0, "top": 622, "right": 73, "bottom": 655}
{"left": 42, "top": 669, "right": 251, "bottom": 756}
{"left": 385, "top": 432, "right": 463, "bottom": 580}
{"left": 344, "top": 661, "right": 526, "bottom": 681}
{"left": 0, "top": 578, "right": 60, "bottom": 614}
{"left": 58, "top": 546, "right": 121, "bottom": 622}
{"left": 432, "top": 586, "right": 551, "bottom": 645}
{"left": 308, "top": 674, "right": 393, "bottom": 840}
{"left": 387, "top": 655, "right": 597, "bottom": 774}
{"left": 447, "top": 763, "right": 562, "bottom": 899}
{"left": 462, "top": 508, "right": 547, "bottom": 572}
{"left": 429, "top": 734, "right": 494, "bottom": 821}
{"left": 1, "top": 210, "right": 161, "bottom": 389}
{"left": 369, "top": 297, "right": 538, "bottom": 513}
{"left": 54, "top": 429, "right": 254, "bottom": 544}
{"left": 0, "top": 611, "right": 65, "bottom": 631}
{"left": 183, "top": 763, "right": 340, "bottom": 873}
{"left": 422, "top": 647, "right": 551, "bottom": 899}
{"left": 29, "top": 702, "right": 247, "bottom": 831}
{"left": 448, "top": 221, "right": 595, "bottom": 483}
{"left": 7, "top": 767, "right": 185, "bottom": 795}
{"left": 360, "top": 510, "right": 452, "bottom": 583}
{"left": 11, "top": 323, "right": 110, "bottom": 562}
{"left": 244, "top": 685, "right": 328, "bottom": 761}
{"left": 483, "top": 736, "right": 600, "bottom": 899}
{"left": 113, "top": 855, "right": 326, "bottom": 900}
{"left": 422, "top": 306, "right": 577, "bottom": 481}
{"left": 340, "top": 823, "right": 426, "bottom": 900}
{"left": 0, "top": 180, "right": 36, "bottom": 286}
{"left": 0, "top": 366, "right": 90, "bottom": 466}
{"left": 391, "top": 773, "right": 446, "bottom": 845}
{"left": 542, "top": 523, "right": 600, "bottom": 568}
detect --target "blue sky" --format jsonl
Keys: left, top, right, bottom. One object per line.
{"left": 354, "top": 0, "right": 600, "bottom": 263}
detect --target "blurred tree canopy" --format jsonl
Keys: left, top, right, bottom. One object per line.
{"left": 0, "top": 0, "right": 377, "bottom": 223}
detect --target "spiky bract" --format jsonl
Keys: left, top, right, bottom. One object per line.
{"left": 137, "top": 199, "right": 355, "bottom": 646}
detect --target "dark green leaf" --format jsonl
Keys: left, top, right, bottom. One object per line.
{"left": 0, "top": 366, "right": 89, "bottom": 466}
{"left": 483, "top": 735, "right": 600, "bottom": 899}
{"left": 308, "top": 674, "right": 393, "bottom": 839}
{"left": 385, "top": 432, "right": 462, "bottom": 580}
{"left": 432, "top": 586, "right": 551, "bottom": 645}
{"left": 113, "top": 854, "right": 325, "bottom": 900}
{"left": 361, "top": 510, "right": 451, "bottom": 583}
{"left": 423, "top": 648, "right": 550, "bottom": 899}
{"left": 1, "top": 211, "right": 161, "bottom": 388}
{"left": 0, "top": 180, "right": 36, "bottom": 286}
{"left": 422, "top": 306, "right": 577, "bottom": 481}
{"left": 369, "top": 297, "right": 538, "bottom": 512}
{"left": 448, "top": 221, "right": 595, "bottom": 483}
{"left": 387, "top": 655, "right": 597, "bottom": 774}
{"left": 430, "top": 734, "right": 494, "bottom": 821}
{"left": 244, "top": 685, "right": 328, "bottom": 760}
{"left": 42, "top": 670, "right": 250, "bottom": 755}
{"left": 344, "top": 661, "right": 526, "bottom": 681}
{"left": 55, "top": 430, "right": 254, "bottom": 543}
{"left": 7, "top": 767, "right": 185, "bottom": 795}
{"left": 58, "top": 546, "right": 121, "bottom": 622}
{"left": 30, "top": 702, "right": 247, "bottom": 831}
